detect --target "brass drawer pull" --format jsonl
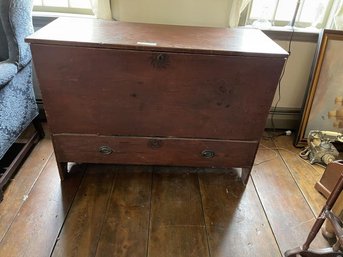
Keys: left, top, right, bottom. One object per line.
{"left": 201, "top": 150, "right": 215, "bottom": 159}
{"left": 99, "top": 146, "right": 113, "bottom": 155}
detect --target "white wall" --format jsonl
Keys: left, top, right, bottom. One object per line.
{"left": 111, "top": 0, "right": 232, "bottom": 27}
{"left": 272, "top": 40, "right": 317, "bottom": 109}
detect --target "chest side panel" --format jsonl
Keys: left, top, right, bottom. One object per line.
{"left": 32, "top": 44, "right": 285, "bottom": 141}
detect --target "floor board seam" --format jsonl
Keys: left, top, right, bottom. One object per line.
{"left": 0, "top": 149, "right": 53, "bottom": 244}
{"left": 251, "top": 146, "right": 284, "bottom": 257}
{"left": 154, "top": 224, "right": 207, "bottom": 228}
{"left": 146, "top": 167, "right": 154, "bottom": 257}
{"left": 273, "top": 138, "right": 318, "bottom": 218}
{"left": 93, "top": 166, "right": 118, "bottom": 257}
{"left": 49, "top": 163, "right": 87, "bottom": 257}
{"left": 197, "top": 172, "right": 212, "bottom": 257}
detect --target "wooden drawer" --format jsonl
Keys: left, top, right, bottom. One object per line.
{"left": 53, "top": 134, "right": 258, "bottom": 169}
{"left": 32, "top": 44, "right": 284, "bottom": 141}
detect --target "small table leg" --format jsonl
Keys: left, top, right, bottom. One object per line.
{"left": 33, "top": 117, "right": 45, "bottom": 139}
{"left": 241, "top": 167, "right": 252, "bottom": 185}
{"left": 56, "top": 161, "right": 68, "bottom": 181}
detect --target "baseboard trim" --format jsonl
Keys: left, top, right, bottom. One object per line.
{"left": 266, "top": 107, "right": 301, "bottom": 130}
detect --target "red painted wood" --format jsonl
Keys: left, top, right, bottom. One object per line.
{"left": 26, "top": 17, "right": 288, "bottom": 58}
{"left": 31, "top": 44, "right": 285, "bottom": 141}
{"left": 27, "top": 18, "right": 288, "bottom": 183}
{"left": 53, "top": 134, "right": 258, "bottom": 169}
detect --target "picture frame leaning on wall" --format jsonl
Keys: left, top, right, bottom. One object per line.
{"left": 295, "top": 29, "right": 343, "bottom": 147}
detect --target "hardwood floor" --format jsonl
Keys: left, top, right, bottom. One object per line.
{"left": 0, "top": 129, "right": 333, "bottom": 257}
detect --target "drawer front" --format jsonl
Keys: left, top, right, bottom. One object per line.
{"left": 53, "top": 134, "right": 258, "bottom": 169}
{"left": 32, "top": 44, "right": 285, "bottom": 141}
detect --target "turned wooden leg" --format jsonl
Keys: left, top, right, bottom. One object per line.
{"left": 56, "top": 161, "right": 68, "bottom": 181}
{"left": 33, "top": 117, "right": 45, "bottom": 139}
{"left": 241, "top": 167, "right": 252, "bottom": 185}
{"left": 322, "top": 192, "right": 343, "bottom": 241}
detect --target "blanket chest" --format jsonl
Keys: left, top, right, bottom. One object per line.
{"left": 26, "top": 17, "right": 288, "bottom": 184}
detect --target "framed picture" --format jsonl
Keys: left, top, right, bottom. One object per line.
{"left": 295, "top": 29, "right": 343, "bottom": 146}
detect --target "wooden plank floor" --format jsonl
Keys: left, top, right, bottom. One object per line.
{"left": 0, "top": 129, "right": 332, "bottom": 257}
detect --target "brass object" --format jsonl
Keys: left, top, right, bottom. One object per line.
{"left": 98, "top": 146, "right": 113, "bottom": 155}
{"left": 201, "top": 150, "right": 215, "bottom": 159}
{"left": 299, "top": 130, "right": 342, "bottom": 166}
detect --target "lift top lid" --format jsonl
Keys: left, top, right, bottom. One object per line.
{"left": 26, "top": 17, "right": 288, "bottom": 58}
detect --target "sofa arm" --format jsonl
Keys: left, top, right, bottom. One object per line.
{"left": 0, "top": 61, "right": 18, "bottom": 87}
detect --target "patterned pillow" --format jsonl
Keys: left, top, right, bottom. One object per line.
{"left": 0, "top": 61, "right": 17, "bottom": 86}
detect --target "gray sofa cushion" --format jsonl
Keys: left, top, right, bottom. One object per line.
{"left": 0, "top": 61, "right": 18, "bottom": 86}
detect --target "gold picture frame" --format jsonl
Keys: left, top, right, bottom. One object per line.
{"left": 295, "top": 29, "right": 343, "bottom": 146}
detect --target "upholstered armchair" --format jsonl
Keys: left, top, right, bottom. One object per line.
{"left": 0, "top": 0, "right": 43, "bottom": 201}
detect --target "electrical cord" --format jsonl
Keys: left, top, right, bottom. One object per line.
{"left": 254, "top": 142, "right": 326, "bottom": 171}
{"left": 270, "top": 27, "right": 295, "bottom": 134}
{"left": 262, "top": 130, "right": 292, "bottom": 140}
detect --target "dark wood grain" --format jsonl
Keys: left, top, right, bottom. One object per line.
{"left": 273, "top": 135, "right": 325, "bottom": 215}
{"left": 32, "top": 44, "right": 285, "bottom": 141}
{"left": 198, "top": 168, "right": 281, "bottom": 257}
{"left": 0, "top": 138, "right": 53, "bottom": 242}
{"left": 95, "top": 166, "right": 152, "bottom": 257}
{"left": 52, "top": 134, "right": 258, "bottom": 169}
{"left": 0, "top": 134, "right": 337, "bottom": 256}
{"left": 28, "top": 18, "right": 287, "bottom": 183}
{"left": 26, "top": 17, "right": 288, "bottom": 58}
{"left": 0, "top": 155, "right": 85, "bottom": 257}
{"left": 51, "top": 165, "right": 115, "bottom": 257}
{"left": 148, "top": 167, "right": 210, "bottom": 257}
{"left": 149, "top": 226, "right": 209, "bottom": 257}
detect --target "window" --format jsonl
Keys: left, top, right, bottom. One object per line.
{"left": 33, "top": 0, "right": 93, "bottom": 15}
{"left": 246, "top": 0, "right": 336, "bottom": 29}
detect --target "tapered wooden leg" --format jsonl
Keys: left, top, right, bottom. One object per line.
{"left": 241, "top": 167, "right": 252, "bottom": 185}
{"left": 56, "top": 161, "right": 68, "bottom": 181}
{"left": 322, "top": 193, "right": 343, "bottom": 241}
